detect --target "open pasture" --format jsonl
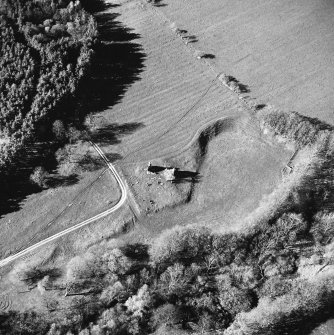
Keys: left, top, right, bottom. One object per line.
{"left": 0, "top": 168, "right": 120, "bottom": 260}
{"left": 157, "top": 0, "right": 334, "bottom": 124}
{"left": 98, "top": 0, "right": 245, "bottom": 164}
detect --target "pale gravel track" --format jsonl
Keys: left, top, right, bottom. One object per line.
{"left": 0, "top": 142, "right": 127, "bottom": 268}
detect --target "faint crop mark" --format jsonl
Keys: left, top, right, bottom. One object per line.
{"left": 0, "top": 294, "right": 11, "bottom": 311}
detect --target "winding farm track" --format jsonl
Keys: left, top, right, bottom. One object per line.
{"left": 0, "top": 142, "right": 127, "bottom": 268}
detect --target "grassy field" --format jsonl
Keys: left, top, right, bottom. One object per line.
{"left": 1, "top": 0, "right": 290, "bottom": 278}
{"left": 89, "top": 0, "right": 291, "bottom": 240}
{"left": 120, "top": 115, "right": 290, "bottom": 244}
{"left": 0, "top": 166, "right": 121, "bottom": 259}
{"left": 95, "top": 0, "right": 244, "bottom": 164}
{"left": 0, "top": 139, "right": 123, "bottom": 260}
{"left": 157, "top": 0, "right": 334, "bottom": 124}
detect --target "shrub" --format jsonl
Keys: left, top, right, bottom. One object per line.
{"left": 157, "top": 263, "right": 193, "bottom": 300}
{"left": 150, "top": 225, "right": 212, "bottom": 269}
{"left": 66, "top": 252, "right": 105, "bottom": 283}
{"left": 30, "top": 166, "right": 49, "bottom": 188}
{"left": 225, "top": 278, "right": 334, "bottom": 335}
{"left": 211, "top": 233, "right": 245, "bottom": 266}
{"left": 258, "top": 276, "right": 293, "bottom": 300}
{"left": 217, "top": 277, "right": 254, "bottom": 318}
{"left": 102, "top": 248, "right": 132, "bottom": 276}
{"left": 150, "top": 304, "right": 181, "bottom": 330}
{"left": 18, "top": 265, "right": 61, "bottom": 287}
{"left": 99, "top": 281, "right": 127, "bottom": 307}
{"left": 310, "top": 211, "right": 334, "bottom": 245}
{"left": 52, "top": 119, "right": 66, "bottom": 141}
{"left": 125, "top": 284, "right": 151, "bottom": 318}
{"left": 260, "top": 109, "right": 330, "bottom": 148}
{"left": 0, "top": 310, "right": 48, "bottom": 335}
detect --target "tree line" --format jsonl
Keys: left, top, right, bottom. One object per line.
{"left": 0, "top": 0, "right": 97, "bottom": 173}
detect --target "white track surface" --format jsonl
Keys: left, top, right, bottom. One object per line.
{"left": 0, "top": 142, "right": 127, "bottom": 268}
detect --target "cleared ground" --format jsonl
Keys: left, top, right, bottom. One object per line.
{"left": 97, "top": 0, "right": 244, "bottom": 163}
{"left": 158, "top": 0, "right": 334, "bottom": 124}
{"left": 0, "top": 163, "right": 121, "bottom": 259}
{"left": 96, "top": 0, "right": 290, "bottom": 237}
{"left": 123, "top": 115, "right": 290, "bottom": 243}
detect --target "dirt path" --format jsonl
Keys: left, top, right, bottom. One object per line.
{"left": 0, "top": 142, "right": 127, "bottom": 268}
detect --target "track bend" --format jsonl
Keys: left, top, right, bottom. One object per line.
{"left": 0, "top": 142, "right": 127, "bottom": 268}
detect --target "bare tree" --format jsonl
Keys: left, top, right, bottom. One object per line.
{"left": 52, "top": 120, "right": 66, "bottom": 141}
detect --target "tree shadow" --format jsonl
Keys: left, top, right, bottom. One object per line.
{"left": 80, "top": 0, "right": 115, "bottom": 13}
{"left": 77, "top": 152, "right": 122, "bottom": 172}
{"left": 255, "top": 104, "right": 267, "bottom": 110}
{"left": 19, "top": 266, "right": 62, "bottom": 287}
{"left": 0, "top": 143, "right": 59, "bottom": 218}
{"left": 226, "top": 75, "right": 250, "bottom": 93}
{"left": 121, "top": 243, "right": 149, "bottom": 261}
{"left": 147, "top": 164, "right": 167, "bottom": 173}
{"left": 201, "top": 53, "right": 215, "bottom": 59}
{"left": 46, "top": 174, "right": 79, "bottom": 188}
{"left": 149, "top": 0, "right": 167, "bottom": 7}
{"left": 184, "top": 35, "right": 198, "bottom": 43}
{"left": 74, "top": 3, "right": 146, "bottom": 122}
{"left": 89, "top": 122, "right": 145, "bottom": 146}
{"left": 0, "top": 1, "right": 146, "bottom": 218}
{"left": 177, "top": 29, "right": 188, "bottom": 34}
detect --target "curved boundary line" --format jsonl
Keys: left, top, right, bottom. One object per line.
{"left": 0, "top": 142, "right": 127, "bottom": 268}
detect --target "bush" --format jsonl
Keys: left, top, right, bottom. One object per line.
{"left": 150, "top": 225, "right": 212, "bottom": 269}
{"left": 52, "top": 119, "right": 66, "bottom": 141}
{"left": 157, "top": 263, "right": 193, "bottom": 300}
{"left": 225, "top": 278, "right": 334, "bottom": 335}
{"left": 259, "top": 276, "right": 293, "bottom": 300}
{"left": 0, "top": 310, "right": 48, "bottom": 335}
{"left": 19, "top": 266, "right": 61, "bottom": 287}
{"left": 102, "top": 248, "right": 132, "bottom": 276}
{"left": 217, "top": 278, "right": 254, "bottom": 318}
{"left": 211, "top": 233, "right": 248, "bottom": 266}
{"left": 150, "top": 304, "right": 181, "bottom": 330}
{"left": 310, "top": 211, "right": 334, "bottom": 245}
{"left": 30, "top": 166, "right": 49, "bottom": 188}
{"left": 260, "top": 109, "right": 330, "bottom": 148}
{"left": 66, "top": 252, "right": 105, "bottom": 283}
{"left": 99, "top": 281, "right": 127, "bottom": 307}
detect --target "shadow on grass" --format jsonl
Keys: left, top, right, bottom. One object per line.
{"left": 173, "top": 170, "right": 201, "bottom": 184}
{"left": 77, "top": 152, "right": 122, "bottom": 172}
{"left": 227, "top": 75, "right": 250, "bottom": 93}
{"left": 185, "top": 35, "right": 198, "bottom": 43}
{"left": 0, "top": 1, "right": 146, "bottom": 218}
{"left": 255, "top": 104, "right": 267, "bottom": 110}
{"left": 89, "top": 122, "right": 145, "bottom": 146}
{"left": 121, "top": 243, "right": 149, "bottom": 261}
{"left": 201, "top": 53, "right": 215, "bottom": 59}
{"left": 74, "top": 2, "right": 146, "bottom": 121}
{"left": 20, "top": 266, "right": 62, "bottom": 287}
{"left": 149, "top": 0, "right": 167, "bottom": 7}
{"left": 46, "top": 174, "right": 79, "bottom": 188}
